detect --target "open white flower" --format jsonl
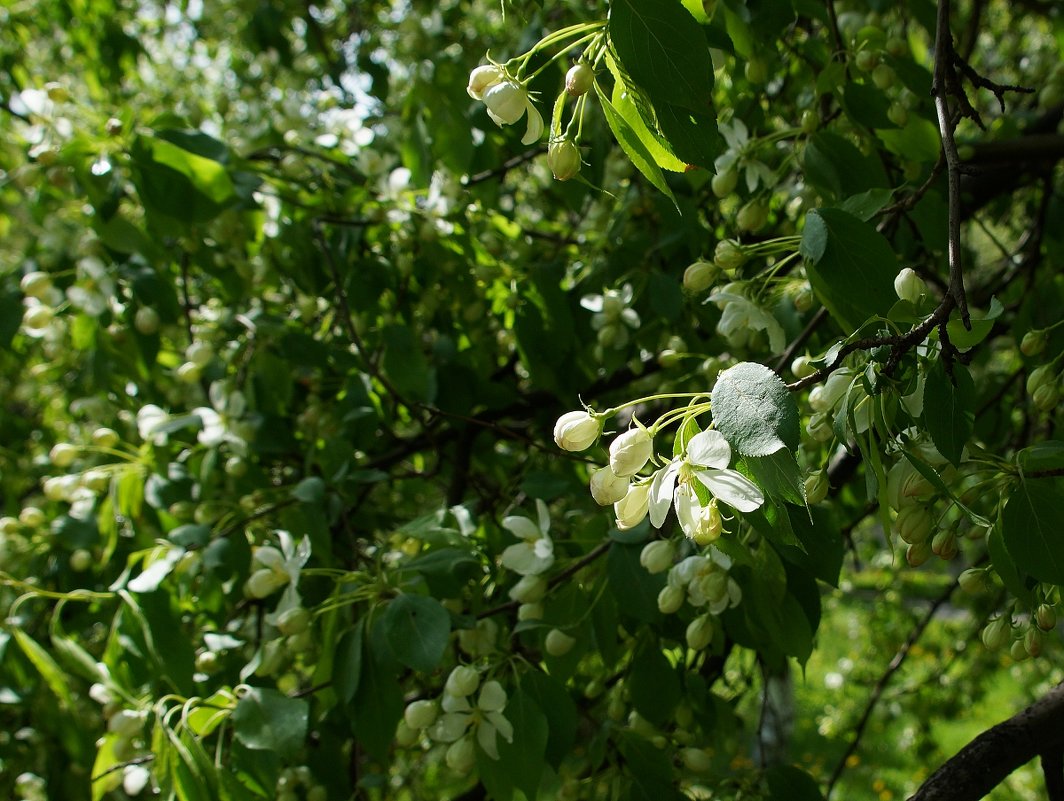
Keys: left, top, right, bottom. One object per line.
{"left": 500, "top": 499, "right": 554, "bottom": 575}
{"left": 430, "top": 680, "right": 514, "bottom": 760}
{"left": 467, "top": 65, "right": 544, "bottom": 145}
{"left": 648, "top": 430, "right": 764, "bottom": 539}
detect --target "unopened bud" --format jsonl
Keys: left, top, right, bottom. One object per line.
{"left": 547, "top": 138, "right": 581, "bottom": 181}
{"left": 804, "top": 471, "right": 829, "bottom": 505}
{"left": 958, "top": 568, "right": 987, "bottom": 594}
{"left": 893, "top": 505, "right": 933, "bottom": 545}
{"left": 657, "top": 584, "right": 685, "bottom": 614}
{"left": 445, "top": 665, "right": 480, "bottom": 697}
{"left": 791, "top": 355, "right": 815, "bottom": 378}
{"left": 685, "top": 614, "right": 715, "bottom": 650}
{"left": 609, "top": 428, "right": 653, "bottom": 478}
{"left": 509, "top": 574, "right": 548, "bottom": 604}
{"left": 736, "top": 200, "right": 768, "bottom": 233}
{"left": 905, "top": 540, "right": 932, "bottom": 567}
{"left": 565, "top": 62, "right": 595, "bottom": 97}
{"left": 49, "top": 443, "right": 78, "bottom": 468}
{"left": 590, "top": 466, "right": 629, "bottom": 506}
{"left": 545, "top": 628, "right": 576, "bottom": 657}
{"left": 683, "top": 260, "right": 718, "bottom": 293}
{"left": 1026, "top": 365, "right": 1055, "bottom": 397}
{"left": 713, "top": 240, "right": 747, "bottom": 272}
{"left": 639, "top": 540, "right": 675, "bottom": 574}
{"left": 711, "top": 169, "right": 738, "bottom": 198}
{"left": 554, "top": 411, "right": 600, "bottom": 452}
{"left": 404, "top": 699, "right": 439, "bottom": 730}
{"left": 1010, "top": 638, "right": 1029, "bottom": 661}
{"left": 682, "top": 747, "right": 713, "bottom": 773}
{"left": 981, "top": 618, "right": 1009, "bottom": 650}
{"left": 1032, "top": 382, "right": 1060, "bottom": 412}
{"left": 20, "top": 271, "right": 53, "bottom": 299}
{"left": 1025, "top": 627, "right": 1044, "bottom": 657}
{"left": 894, "top": 268, "right": 926, "bottom": 303}
{"left": 931, "top": 529, "right": 957, "bottom": 560}
{"left": 1020, "top": 330, "right": 1047, "bottom": 357}
{"left": 1036, "top": 604, "right": 1057, "bottom": 631}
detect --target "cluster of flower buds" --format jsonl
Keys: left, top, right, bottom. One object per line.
{"left": 884, "top": 452, "right": 959, "bottom": 566}
{"left": 397, "top": 666, "right": 513, "bottom": 773}
{"left": 648, "top": 549, "right": 743, "bottom": 648}
{"left": 1026, "top": 363, "right": 1062, "bottom": 412}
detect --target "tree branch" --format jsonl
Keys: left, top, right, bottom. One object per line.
{"left": 909, "top": 681, "right": 1064, "bottom": 801}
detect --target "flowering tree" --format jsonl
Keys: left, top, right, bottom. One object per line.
{"left": 2, "top": 0, "right": 1064, "bottom": 800}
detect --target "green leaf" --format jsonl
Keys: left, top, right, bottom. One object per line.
{"left": 923, "top": 361, "right": 975, "bottom": 467}
{"left": 91, "top": 734, "right": 126, "bottom": 800}
{"left": 711, "top": 361, "right": 800, "bottom": 456}
{"left": 595, "top": 84, "right": 678, "bottom": 207}
{"left": 333, "top": 623, "right": 364, "bottom": 704}
{"left": 674, "top": 414, "right": 702, "bottom": 458}
{"left": 608, "top": 0, "right": 713, "bottom": 113}
{"left": 838, "top": 188, "right": 893, "bottom": 221}
{"left": 785, "top": 506, "right": 844, "bottom": 587}
{"left": 381, "top": 323, "right": 434, "bottom": 404}
{"left": 233, "top": 687, "right": 308, "bottom": 758}
{"left": 398, "top": 547, "right": 482, "bottom": 597}
{"left": 495, "top": 690, "right": 550, "bottom": 801}
{"left": 987, "top": 526, "right": 1035, "bottom": 605}
{"left": 607, "top": 542, "right": 664, "bottom": 624}
{"left": 1018, "top": 441, "right": 1064, "bottom": 474}
{"left": 628, "top": 647, "right": 681, "bottom": 726}
{"left": 607, "top": 57, "right": 686, "bottom": 173}
{"left": 766, "top": 764, "right": 826, "bottom": 800}
{"left": 131, "top": 133, "right": 235, "bottom": 223}
{"left": 803, "top": 132, "right": 888, "bottom": 200}
{"left": 743, "top": 451, "right": 805, "bottom": 506}
{"left": 350, "top": 627, "right": 403, "bottom": 761}
{"left": 946, "top": 297, "right": 1003, "bottom": 349}
{"left": 12, "top": 629, "right": 73, "bottom": 708}
{"left": 1001, "top": 477, "right": 1064, "bottom": 584}
{"left": 875, "top": 117, "right": 942, "bottom": 162}
{"left": 651, "top": 100, "right": 722, "bottom": 169}
{"left": 520, "top": 669, "right": 577, "bottom": 769}
{"left": 842, "top": 82, "right": 895, "bottom": 129}
{"left": 800, "top": 208, "right": 898, "bottom": 330}
{"left": 382, "top": 594, "right": 450, "bottom": 673}
{"left": 291, "top": 476, "right": 326, "bottom": 503}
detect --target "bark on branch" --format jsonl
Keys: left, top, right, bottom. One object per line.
{"left": 908, "top": 681, "right": 1064, "bottom": 801}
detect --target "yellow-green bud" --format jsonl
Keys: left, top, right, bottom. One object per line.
{"left": 686, "top": 614, "right": 715, "bottom": 650}
{"left": 20, "top": 271, "right": 53, "bottom": 299}
{"left": 804, "top": 471, "right": 829, "bottom": 505}
{"left": 445, "top": 665, "right": 480, "bottom": 697}
{"left": 547, "top": 138, "right": 581, "bottom": 181}
{"left": 893, "top": 268, "right": 926, "bottom": 303}
{"left": 657, "top": 584, "right": 685, "bottom": 614}
{"left": 404, "top": 699, "right": 439, "bottom": 730}
{"left": 1025, "top": 627, "right": 1044, "bottom": 657}
{"left": 590, "top": 466, "right": 629, "bottom": 506}
{"left": 683, "top": 260, "right": 719, "bottom": 293}
{"left": 545, "top": 628, "right": 576, "bottom": 657}
{"left": 905, "top": 540, "right": 932, "bottom": 567}
{"left": 981, "top": 617, "right": 1009, "bottom": 650}
{"left": 1020, "top": 330, "right": 1047, "bottom": 357}
{"left": 713, "top": 240, "right": 747, "bottom": 272}
{"left": 682, "top": 747, "right": 713, "bottom": 773}
{"left": 736, "top": 200, "right": 768, "bottom": 233}
{"left": 893, "top": 505, "right": 933, "bottom": 545}
{"left": 1036, "top": 604, "right": 1057, "bottom": 631}
{"left": 711, "top": 169, "right": 738, "bottom": 198}
{"left": 49, "top": 442, "right": 78, "bottom": 468}
{"left": 639, "top": 540, "right": 675, "bottom": 574}
{"left": 609, "top": 428, "right": 653, "bottom": 478}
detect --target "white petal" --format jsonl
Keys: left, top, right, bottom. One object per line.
{"left": 430, "top": 712, "right": 471, "bottom": 742}
{"left": 580, "top": 294, "right": 604, "bottom": 313}
{"left": 502, "top": 515, "right": 540, "bottom": 541}
{"left": 487, "top": 710, "right": 513, "bottom": 743}
{"left": 477, "top": 681, "right": 507, "bottom": 712}
{"left": 696, "top": 469, "right": 765, "bottom": 512}
{"left": 674, "top": 485, "right": 702, "bottom": 539}
{"left": 686, "top": 430, "right": 731, "bottom": 469}
{"left": 648, "top": 464, "right": 679, "bottom": 528}
{"left": 533, "top": 537, "right": 554, "bottom": 560}
{"left": 535, "top": 499, "right": 550, "bottom": 535}
{"left": 477, "top": 719, "right": 500, "bottom": 759}
{"left": 521, "top": 101, "right": 544, "bottom": 145}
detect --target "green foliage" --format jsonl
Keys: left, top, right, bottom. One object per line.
{"left": 1, "top": 0, "right": 1063, "bottom": 799}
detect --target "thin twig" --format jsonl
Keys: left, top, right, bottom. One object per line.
{"left": 825, "top": 577, "right": 958, "bottom": 798}
{"left": 464, "top": 148, "right": 544, "bottom": 186}
{"left": 773, "top": 307, "right": 829, "bottom": 374}
{"left": 930, "top": 0, "right": 971, "bottom": 330}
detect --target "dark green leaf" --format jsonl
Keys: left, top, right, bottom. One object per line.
{"left": 607, "top": 542, "right": 664, "bottom": 623}
{"left": 333, "top": 623, "right": 364, "bottom": 704}
{"left": 292, "top": 476, "right": 326, "bottom": 503}
{"left": 350, "top": 633, "right": 403, "bottom": 761}
{"left": 766, "top": 765, "right": 826, "bottom": 800}
{"left": 743, "top": 451, "right": 805, "bottom": 505}
{"left": 495, "top": 690, "right": 550, "bottom": 801}
{"left": 521, "top": 670, "right": 578, "bottom": 769}
{"left": 628, "top": 647, "right": 681, "bottom": 726}
{"left": 1001, "top": 478, "right": 1064, "bottom": 584}
{"left": 382, "top": 594, "right": 450, "bottom": 673}
{"left": 1017, "top": 441, "right": 1064, "bottom": 474}
{"left": 711, "top": 361, "right": 800, "bottom": 456}
{"left": 946, "top": 297, "right": 1003, "bottom": 348}
{"left": 609, "top": 0, "right": 713, "bottom": 112}
{"left": 233, "top": 687, "right": 308, "bottom": 758}
{"left": 987, "top": 527, "right": 1035, "bottom": 605}
{"left": 875, "top": 118, "right": 941, "bottom": 162}
{"left": 923, "top": 360, "right": 975, "bottom": 467}
{"left": 651, "top": 100, "right": 723, "bottom": 169}
{"left": 381, "top": 323, "right": 434, "bottom": 404}
{"left": 800, "top": 208, "right": 898, "bottom": 330}
{"left": 842, "top": 82, "right": 895, "bottom": 129}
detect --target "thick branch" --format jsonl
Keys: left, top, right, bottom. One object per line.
{"left": 909, "top": 681, "right": 1064, "bottom": 801}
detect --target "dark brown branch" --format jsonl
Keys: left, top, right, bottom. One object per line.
{"left": 909, "top": 681, "right": 1064, "bottom": 801}
{"left": 1044, "top": 747, "right": 1064, "bottom": 801}
{"left": 827, "top": 578, "right": 958, "bottom": 798}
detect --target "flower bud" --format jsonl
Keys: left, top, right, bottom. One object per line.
{"left": 186, "top": 340, "right": 214, "bottom": 367}
{"left": 554, "top": 411, "right": 600, "bottom": 452}
{"left": 1010, "top": 638, "right": 1029, "bottom": 661}
{"left": 893, "top": 505, "right": 933, "bottom": 545}
{"left": 793, "top": 284, "right": 815, "bottom": 313}
{"left": 134, "top": 306, "right": 160, "bottom": 335}
{"left": 905, "top": 540, "right": 932, "bottom": 567}
{"left": 277, "top": 606, "right": 312, "bottom": 636}
{"left": 69, "top": 549, "right": 93, "bottom": 572}
{"left": 609, "top": 428, "right": 653, "bottom": 478}
{"left": 517, "top": 602, "right": 543, "bottom": 620}
{"left": 614, "top": 482, "right": 651, "bottom": 530}
{"left": 92, "top": 427, "right": 120, "bottom": 448}
{"left": 590, "top": 466, "right": 629, "bottom": 506}
{"left": 682, "top": 747, "right": 713, "bottom": 773}
{"left": 545, "top": 628, "right": 576, "bottom": 657}
{"left": 801, "top": 472, "right": 827, "bottom": 505}
{"left": 244, "top": 568, "right": 289, "bottom": 599}
{"left": 958, "top": 568, "right": 988, "bottom": 594}
{"left": 445, "top": 665, "right": 480, "bottom": 697}
{"left": 1020, "top": 330, "right": 1047, "bottom": 357}
{"left": 446, "top": 736, "right": 477, "bottom": 773}
{"left": 509, "top": 574, "right": 548, "bottom": 604}
{"left": 639, "top": 540, "right": 674, "bottom": 574}
{"left": 565, "top": 62, "right": 595, "bottom": 97}
{"left": 20, "top": 271, "right": 53, "bottom": 299}
{"left": 981, "top": 618, "right": 1009, "bottom": 650}
{"left": 1032, "top": 382, "right": 1060, "bottom": 412}
{"left": 19, "top": 506, "right": 45, "bottom": 527}
{"left": 711, "top": 168, "right": 738, "bottom": 198}
{"left": 467, "top": 65, "right": 504, "bottom": 99}
{"left": 108, "top": 709, "right": 146, "bottom": 738}
{"left": 806, "top": 412, "right": 834, "bottom": 443}
{"left": 893, "top": 268, "right": 926, "bottom": 303}
{"left": 404, "top": 699, "right": 439, "bottom": 730}
{"left": 1036, "top": 604, "right": 1057, "bottom": 631}
{"left": 657, "top": 584, "right": 685, "bottom": 614}
{"left": 713, "top": 240, "right": 747, "bottom": 272}
{"left": 931, "top": 529, "right": 957, "bottom": 559}
{"left": 547, "top": 138, "right": 581, "bottom": 181}
{"left": 1025, "top": 627, "right": 1044, "bottom": 657}
{"left": 481, "top": 80, "right": 528, "bottom": 125}
{"left": 49, "top": 442, "right": 78, "bottom": 468}
{"left": 736, "top": 200, "right": 767, "bottom": 233}
{"left": 685, "top": 614, "right": 715, "bottom": 651}
{"left": 683, "top": 260, "right": 719, "bottom": 293}
{"left": 23, "top": 305, "right": 54, "bottom": 330}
